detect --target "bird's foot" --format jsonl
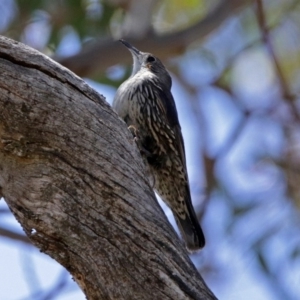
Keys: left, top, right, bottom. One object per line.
{"left": 128, "top": 125, "right": 139, "bottom": 139}
{"left": 128, "top": 125, "right": 153, "bottom": 157}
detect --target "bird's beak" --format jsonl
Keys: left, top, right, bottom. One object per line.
{"left": 119, "top": 39, "right": 141, "bottom": 57}
{"left": 119, "top": 39, "right": 143, "bottom": 75}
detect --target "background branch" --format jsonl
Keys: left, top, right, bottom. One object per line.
{"left": 56, "top": 0, "right": 252, "bottom": 77}
{"left": 0, "top": 227, "right": 31, "bottom": 245}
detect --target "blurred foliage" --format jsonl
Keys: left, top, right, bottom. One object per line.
{"left": 5, "top": 0, "right": 116, "bottom": 51}
{"left": 153, "top": 0, "right": 208, "bottom": 33}
{"left": 1, "top": 0, "right": 300, "bottom": 299}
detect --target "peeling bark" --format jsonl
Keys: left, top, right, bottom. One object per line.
{"left": 0, "top": 36, "right": 216, "bottom": 300}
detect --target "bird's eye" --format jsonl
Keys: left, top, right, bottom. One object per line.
{"left": 146, "top": 56, "right": 155, "bottom": 63}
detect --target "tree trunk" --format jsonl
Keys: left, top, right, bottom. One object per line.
{"left": 0, "top": 36, "right": 216, "bottom": 300}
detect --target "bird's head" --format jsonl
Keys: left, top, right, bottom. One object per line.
{"left": 119, "top": 39, "right": 172, "bottom": 89}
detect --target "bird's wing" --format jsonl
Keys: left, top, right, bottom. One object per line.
{"left": 147, "top": 81, "right": 187, "bottom": 168}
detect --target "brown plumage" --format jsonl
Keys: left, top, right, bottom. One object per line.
{"left": 113, "top": 40, "right": 205, "bottom": 251}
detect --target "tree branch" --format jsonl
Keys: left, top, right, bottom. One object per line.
{"left": 56, "top": 0, "right": 252, "bottom": 77}
{"left": 255, "top": 0, "right": 299, "bottom": 120}
{"left": 0, "top": 227, "right": 32, "bottom": 245}
{"left": 0, "top": 36, "right": 216, "bottom": 300}
{"left": 256, "top": 0, "right": 292, "bottom": 100}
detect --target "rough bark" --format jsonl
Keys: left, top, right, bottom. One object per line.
{"left": 0, "top": 36, "right": 216, "bottom": 300}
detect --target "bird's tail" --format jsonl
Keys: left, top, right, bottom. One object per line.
{"left": 173, "top": 198, "right": 205, "bottom": 252}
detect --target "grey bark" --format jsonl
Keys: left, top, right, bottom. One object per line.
{"left": 0, "top": 36, "right": 216, "bottom": 300}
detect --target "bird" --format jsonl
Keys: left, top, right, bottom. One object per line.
{"left": 113, "top": 39, "right": 205, "bottom": 251}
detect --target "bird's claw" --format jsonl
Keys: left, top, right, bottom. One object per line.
{"left": 128, "top": 125, "right": 142, "bottom": 146}
{"left": 128, "top": 125, "right": 139, "bottom": 138}
{"left": 128, "top": 125, "right": 152, "bottom": 157}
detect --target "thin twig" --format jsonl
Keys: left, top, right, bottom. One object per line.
{"left": 255, "top": 0, "right": 299, "bottom": 120}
